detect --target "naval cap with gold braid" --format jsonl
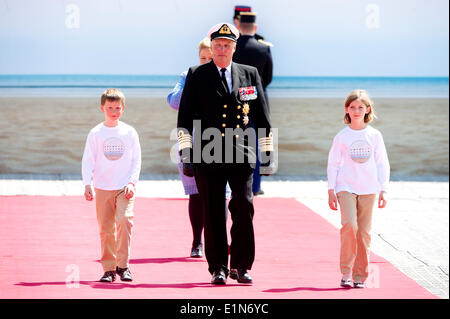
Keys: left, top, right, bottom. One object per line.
{"left": 207, "top": 23, "right": 240, "bottom": 42}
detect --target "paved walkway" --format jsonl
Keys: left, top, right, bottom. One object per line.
{"left": 0, "top": 178, "right": 448, "bottom": 298}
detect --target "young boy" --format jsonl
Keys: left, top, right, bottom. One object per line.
{"left": 82, "top": 88, "right": 141, "bottom": 283}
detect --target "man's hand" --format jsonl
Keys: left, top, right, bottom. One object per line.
{"left": 179, "top": 148, "right": 195, "bottom": 177}
{"left": 260, "top": 151, "right": 276, "bottom": 176}
{"left": 183, "top": 163, "right": 195, "bottom": 177}
{"left": 124, "top": 183, "right": 135, "bottom": 199}
{"left": 84, "top": 185, "right": 94, "bottom": 201}
{"left": 328, "top": 189, "right": 338, "bottom": 211}
{"left": 378, "top": 191, "right": 387, "bottom": 208}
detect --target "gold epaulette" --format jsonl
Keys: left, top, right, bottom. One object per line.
{"left": 258, "top": 39, "right": 274, "bottom": 47}
{"left": 258, "top": 132, "right": 274, "bottom": 152}
{"left": 177, "top": 130, "right": 192, "bottom": 151}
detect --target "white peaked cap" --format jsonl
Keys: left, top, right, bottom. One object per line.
{"left": 207, "top": 22, "right": 240, "bottom": 42}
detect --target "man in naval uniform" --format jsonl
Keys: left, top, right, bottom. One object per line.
{"left": 177, "top": 22, "right": 275, "bottom": 285}
{"left": 233, "top": 11, "right": 273, "bottom": 196}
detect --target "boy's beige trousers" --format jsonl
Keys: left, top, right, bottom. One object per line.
{"left": 95, "top": 188, "right": 134, "bottom": 272}
{"left": 337, "top": 191, "right": 376, "bottom": 282}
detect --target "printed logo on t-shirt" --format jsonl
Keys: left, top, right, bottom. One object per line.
{"left": 103, "top": 137, "right": 125, "bottom": 160}
{"left": 349, "top": 140, "right": 372, "bottom": 163}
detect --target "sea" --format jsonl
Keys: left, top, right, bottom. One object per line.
{"left": 0, "top": 74, "right": 448, "bottom": 98}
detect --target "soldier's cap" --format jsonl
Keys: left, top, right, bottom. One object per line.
{"left": 208, "top": 23, "right": 240, "bottom": 42}
{"left": 234, "top": 5, "right": 251, "bottom": 19}
{"left": 239, "top": 12, "right": 256, "bottom": 23}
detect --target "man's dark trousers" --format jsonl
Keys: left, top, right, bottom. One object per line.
{"left": 195, "top": 163, "right": 255, "bottom": 276}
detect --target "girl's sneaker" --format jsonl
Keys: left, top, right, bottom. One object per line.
{"left": 353, "top": 281, "right": 365, "bottom": 288}
{"left": 340, "top": 274, "right": 352, "bottom": 288}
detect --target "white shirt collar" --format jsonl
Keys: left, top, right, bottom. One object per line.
{"left": 215, "top": 62, "right": 232, "bottom": 74}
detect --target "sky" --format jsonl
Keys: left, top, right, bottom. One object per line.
{"left": 0, "top": 0, "right": 448, "bottom": 76}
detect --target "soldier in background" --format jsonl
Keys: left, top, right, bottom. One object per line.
{"left": 233, "top": 5, "right": 273, "bottom": 46}
{"left": 233, "top": 11, "right": 273, "bottom": 196}
{"left": 233, "top": 5, "right": 251, "bottom": 31}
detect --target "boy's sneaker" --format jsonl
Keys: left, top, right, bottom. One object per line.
{"left": 116, "top": 266, "right": 133, "bottom": 281}
{"left": 353, "top": 281, "right": 365, "bottom": 288}
{"left": 99, "top": 271, "right": 116, "bottom": 283}
{"left": 340, "top": 278, "right": 353, "bottom": 288}
{"left": 340, "top": 274, "right": 352, "bottom": 288}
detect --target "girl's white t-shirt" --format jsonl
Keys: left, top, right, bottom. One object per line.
{"left": 82, "top": 121, "right": 142, "bottom": 190}
{"left": 327, "top": 125, "right": 390, "bottom": 195}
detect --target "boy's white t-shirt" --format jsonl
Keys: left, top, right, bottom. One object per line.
{"left": 327, "top": 125, "right": 390, "bottom": 195}
{"left": 82, "top": 121, "right": 142, "bottom": 190}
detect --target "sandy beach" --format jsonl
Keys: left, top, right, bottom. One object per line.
{"left": 0, "top": 97, "right": 448, "bottom": 179}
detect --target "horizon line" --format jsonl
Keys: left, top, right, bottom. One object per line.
{"left": 0, "top": 74, "right": 449, "bottom": 79}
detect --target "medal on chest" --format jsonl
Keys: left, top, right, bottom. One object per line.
{"left": 238, "top": 86, "right": 257, "bottom": 101}
{"left": 242, "top": 103, "right": 250, "bottom": 125}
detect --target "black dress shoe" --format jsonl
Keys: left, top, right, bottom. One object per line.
{"left": 229, "top": 269, "right": 238, "bottom": 280}
{"left": 116, "top": 266, "right": 133, "bottom": 281}
{"left": 190, "top": 244, "right": 203, "bottom": 258}
{"left": 235, "top": 269, "right": 253, "bottom": 284}
{"left": 99, "top": 271, "right": 116, "bottom": 283}
{"left": 211, "top": 270, "right": 227, "bottom": 285}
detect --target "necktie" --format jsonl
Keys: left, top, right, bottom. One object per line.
{"left": 220, "top": 68, "right": 230, "bottom": 94}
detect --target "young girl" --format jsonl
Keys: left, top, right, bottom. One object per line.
{"left": 327, "top": 89, "right": 390, "bottom": 288}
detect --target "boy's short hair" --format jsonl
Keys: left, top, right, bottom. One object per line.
{"left": 344, "top": 89, "right": 376, "bottom": 124}
{"left": 101, "top": 88, "right": 125, "bottom": 106}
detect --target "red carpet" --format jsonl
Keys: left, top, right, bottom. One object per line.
{"left": 0, "top": 196, "right": 437, "bottom": 299}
